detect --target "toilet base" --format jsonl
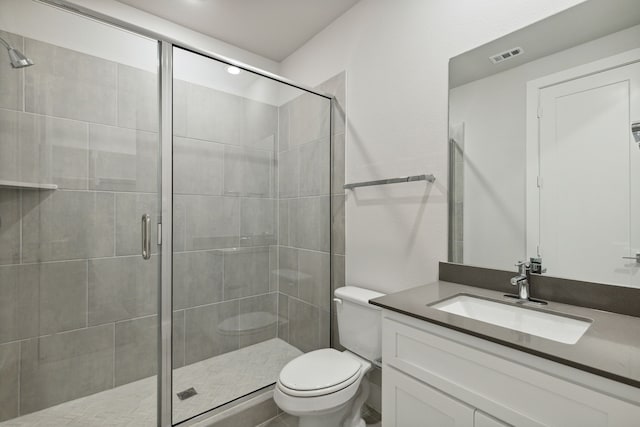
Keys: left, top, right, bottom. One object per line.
{"left": 297, "top": 374, "right": 370, "bottom": 427}
{"left": 297, "top": 403, "right": 352, "bottom": 427}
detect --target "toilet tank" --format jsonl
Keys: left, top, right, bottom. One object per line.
{"left": 334, "top": 286, "right": 385, "bottom": 362}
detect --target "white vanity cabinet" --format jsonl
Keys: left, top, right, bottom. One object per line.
{"left": 381, "top": 310, "right": 640, "bottom": 427}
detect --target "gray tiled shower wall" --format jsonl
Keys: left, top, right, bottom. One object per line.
{"left": 0, "top": 30, "right": 287, "bottom": 421}
{"left": 275, "top": 72, "right": 346, "bottom": 354}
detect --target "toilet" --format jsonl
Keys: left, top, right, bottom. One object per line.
{"left": 274, "top": 286, "right": 385, "bottom": 427}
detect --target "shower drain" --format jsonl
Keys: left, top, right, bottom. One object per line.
{"left": 176, "top": 387, "right": 198, "bottom": 400}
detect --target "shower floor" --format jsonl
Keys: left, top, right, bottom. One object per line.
{"left": 0, "top": 338, "right": 301, "bottom": 427}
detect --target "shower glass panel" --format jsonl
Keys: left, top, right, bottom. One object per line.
{"left": 172, "top": 46, "right": 332, "bottom": 424}
{"left": 0, "top": 5, "right": 160, "bottom": 426}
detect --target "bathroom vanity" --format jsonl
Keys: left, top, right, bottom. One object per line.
{"left": 371, "top": 280, "right": 640, "bottom": 427}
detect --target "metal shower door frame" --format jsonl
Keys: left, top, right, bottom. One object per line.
{"left": 37, "top": 3, "right": 334, "bottom": 426}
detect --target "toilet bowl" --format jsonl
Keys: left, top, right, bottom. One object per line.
{"left": 274, "top": 286, "right": 384, "bottom": 427}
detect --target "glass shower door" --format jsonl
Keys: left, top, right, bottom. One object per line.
{"left": 171, "top": 46, "right": 331, "bottom": 424}
{"left": 0, "top": 5, "right": 161, "bottom": 426}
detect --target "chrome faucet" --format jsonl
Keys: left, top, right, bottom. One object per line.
{"left": 510, "top": 261, "right": 531, "bottom": 302}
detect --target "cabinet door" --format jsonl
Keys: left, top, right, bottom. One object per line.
{"left": 475, "top": 410, "right": 511, "bottom": 427}
{"left": 383, "top": 367, "right": 474, "bottom": 427}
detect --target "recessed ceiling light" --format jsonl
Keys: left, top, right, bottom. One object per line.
{"left": 226, "top": 66, "right": 241, "bottom": 75}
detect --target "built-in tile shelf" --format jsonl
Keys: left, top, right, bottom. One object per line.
{"left": 0, "top": 180, "right": 58, "bottom": 190}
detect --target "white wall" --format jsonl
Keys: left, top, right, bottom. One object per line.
{"left": 64, "top": 0, "right": 280, "bottom": 74}
{"left": 450, "top": 23, "right": 640, "bottom": 271}
{"left": 0, "top": 0, "right": 282, "bottom": 103}
{"left": 280, "top": 0, "right": 587, "bottom": 294}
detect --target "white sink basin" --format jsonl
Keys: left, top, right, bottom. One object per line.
{"left": 431, "top": 295, "right": 591, "bottom": 344}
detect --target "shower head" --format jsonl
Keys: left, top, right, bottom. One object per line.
{"left": 7, "top": 47, "right": 34, "bottom": 68}
{"left": 0, "top": 36, "right": 34, "bottom": 68}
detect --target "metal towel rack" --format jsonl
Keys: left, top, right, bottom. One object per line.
{"left": 343, "top": 173, "right": 435, "bottom": 190}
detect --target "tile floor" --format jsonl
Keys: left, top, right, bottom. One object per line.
{"left": 0, "top": 339, "right": 301, "bottom": 427}
{"left": 258, "top": 405, "right": 382, "bottom": 427}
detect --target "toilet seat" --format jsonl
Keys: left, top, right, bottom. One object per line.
{"left": 278, "top": 349, "right": 362, "bottom": 397}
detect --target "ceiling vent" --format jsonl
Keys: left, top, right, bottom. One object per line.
{"left": 489, "top": 47, "right": 524, "bottom": 64}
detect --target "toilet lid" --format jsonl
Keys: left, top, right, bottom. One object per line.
{"left": 279, "top": 349, "right": 361, "bottom": 392}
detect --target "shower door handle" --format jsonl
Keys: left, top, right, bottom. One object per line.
{"left": 141, "top": 214, "right": 151, "bottom": 260}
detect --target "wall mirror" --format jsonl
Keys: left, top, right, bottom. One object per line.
{"left": 448, "top": 0, "right": 640, "bottom": 287}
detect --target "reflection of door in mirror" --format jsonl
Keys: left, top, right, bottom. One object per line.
{"left": 527, "top": 54, "right": 640, "bottom": 286}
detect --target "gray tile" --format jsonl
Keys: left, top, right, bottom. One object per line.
{"left": 298, "top": 250, "right": 330, "bottom": 311}
{"left": 277, "top": 103, "right": 290, "bottom": 152}
{"left": 224, "top": 146, "right": 273, "bottom": 197}
{"left": 237, "top": 293, "right": 278, "bottom": 348}
{"left": 269, "top": 246, "right": 278, "bottom": 292}
{"left": 0, "top": 189, "right": 20, "bottom": 265}
{"left": 332, "top": 255, "right": 345, "bottom": 294}
{"left": 330, "top": 312, "right": 344, "bottom": 351}
{"left": 20, "top": 324, "right": 114, "bottom": 415}
{"left": 363, "top": 404, "right": 382, "bottom": 425}
{"left": 184, "top": 82, "right": 242, "bottom": 144}
{"left": 173, "top": 250, "right": 223, "bottom": 310}
{"left": 115, "top": 192, "right": 158, "bottom": 256}
{"left": 278, "top": 293, "right": 289, "bottom": 342}
{"left": 288, "top": 298, "right": 326, "bottom": 353}
{"left": 173, "top": 195, "right": 187, "bottom": 252}
{"left": 368, "top": 365, "right": 382, "bottom": 388}
{"left": 115, "top": 313, "right": 184, "bottom": 385}
{"left": 22, "top": 190, "right": 115, "bottom": 263}
{"left": 173, "top": 310, "right": 186, "bottom": 369}
{"left": 278, "top": 199, "right": 290, "bottom": 246}
{"left": 277, "top": 247, "right": 298, "bottom": 297}
{"left": 240, "top": 198, "right": 276, "bottom": 247}
{"left": 173, "top": 80, "right": 188, "bottom": 137}
{"left": 315, "top": 72, "right": 346, "bottom": 136}
{"left": 288, "top": 92, "right": 330, "bottom": 146}
{"left": 213, "top": 397, "right": 279, "bottom": 427}
{"left": 18, "top": 113, "right": 89, "bottom": 190}
{"left": 184, "top": 300, "right": 239, "bottom": 365}
{"left": 38, "top": 260, "right": 88, "bottom": 335}
{"left": 0, "top": 31, "right": 24, "bottom": 111}
{"left": 115, "top": 315, "right": 157, "bottom": 386}
{"left": 277, "top": 148, "right": 298, "bottom": 198}
{"left": 117, "top": 64, "right": 158, "bottom": 132}
{"left": 88, "top": 255, "right": 158, "bottom": 325}
{"left": 331, "top": 132, "right": 345, "bottom": 194}
{"left": 0, "top": 109, "right": 20, "bottom": 183}
{"left": 89, "top": 124, "right": 158, "bottom": 192}
{"left": 174, "top": 136, "right": 223, "bottom": 196}
{"left": 242, "top": 98, "right": 277, "bottom": 150}
{"left": 0, "top": 110, "right": 87, "bottom": 189}
{"left": 319, "top": 308, "right": 331, "bottom": 350}
{"left": 299, "top": 138, "right": 330, "bottom": 197}
{"left": 332, "top": 194, "right": 345, "bottom": 255}
{"left": 290, "top": 196, "right": 330, "bottom": 253}
{"left": 0, "top": 342, "right": 19, "bottom": 422}
{"left": 0, "top": 265, "right": 38, "bottom": 344}
{"left": 176, "top": 195, "right": 240, "bottom": 250}
{"left": 223, "top": 247, "right": 270, "bottom": 300}
{"left": 25, "top": 38, "right": 117, "bottom": 125}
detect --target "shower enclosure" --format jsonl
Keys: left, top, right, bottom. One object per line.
{"left": 0, "top": 2, "right": 332, "bottom": 426}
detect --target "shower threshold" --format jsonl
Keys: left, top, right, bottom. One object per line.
{"left": 0, "top": 338, "right": 301, "bottom": 427}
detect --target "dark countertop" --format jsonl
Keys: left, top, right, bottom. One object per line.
{"left": 370, "top": 280, "right": 640, "bottom": 389}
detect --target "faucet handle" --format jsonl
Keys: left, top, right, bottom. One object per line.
{"left": 514, "top": 260, "right": 529, "bottom": 275}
